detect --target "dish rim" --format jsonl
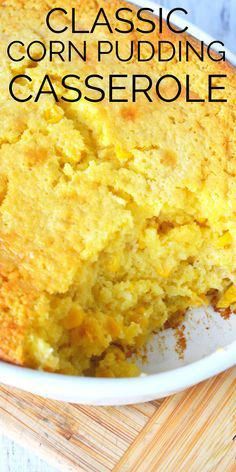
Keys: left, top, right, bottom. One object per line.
{"left": 0, "top": 340, "right": 235, "bottom": 404}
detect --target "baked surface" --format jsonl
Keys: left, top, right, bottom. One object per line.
{"left": 0, "top": 0, "right": 235, "bottom": 376}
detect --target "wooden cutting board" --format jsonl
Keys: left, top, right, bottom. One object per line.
{"left": 0, "top": 368, "right": 235, "bottom": 472}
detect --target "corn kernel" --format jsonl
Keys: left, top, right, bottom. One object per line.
{"left": 63, "top": 307, "right": 84, "bottom": 330}
{"left": 216, "top": 232, "right": 232, "bottom": 248}
{"left": 44, "top": 106, "right": 64, "bottom": 124}
{"left": 107, "top": 256, "right": 120, "bottom": 272}
{"left": 115, "top": 144, "right": 133, "bottom": 161}
{"left": 217, "top": 285, "right": 236, "bottom": 309}
{"left": 106, "top": 318, "right": 121, "bottom": 337}
{"left": 157, "top": 267, "right": 170, "bottom": 278}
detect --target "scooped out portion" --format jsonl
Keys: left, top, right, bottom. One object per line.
{"left": 0, "top": 0, "right": 235, "bottom": 377}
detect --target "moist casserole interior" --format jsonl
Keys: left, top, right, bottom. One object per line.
{"left": 0, "top": 0, "right": 235, "bottom": 376}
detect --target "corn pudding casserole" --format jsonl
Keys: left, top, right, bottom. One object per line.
{"left": 0, "top": 0, "right": 235, "bottom": 376}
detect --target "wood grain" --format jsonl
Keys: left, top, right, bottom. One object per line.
{"left": 0, "top": 385, "right": 159, "bottom": 472}
{"left": 0, "top": 369, "right": 235, "bottom": 472}
{"left": 115, "top": 369, "right": 236, "bottom": 472}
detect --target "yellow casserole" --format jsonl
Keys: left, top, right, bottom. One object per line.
{"left": 0, "top": 0, "right": 235, "bottom": 376}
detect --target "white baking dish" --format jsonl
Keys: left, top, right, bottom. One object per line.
{"left": 0, "top": 2, "right": 235, "bottom": 405}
